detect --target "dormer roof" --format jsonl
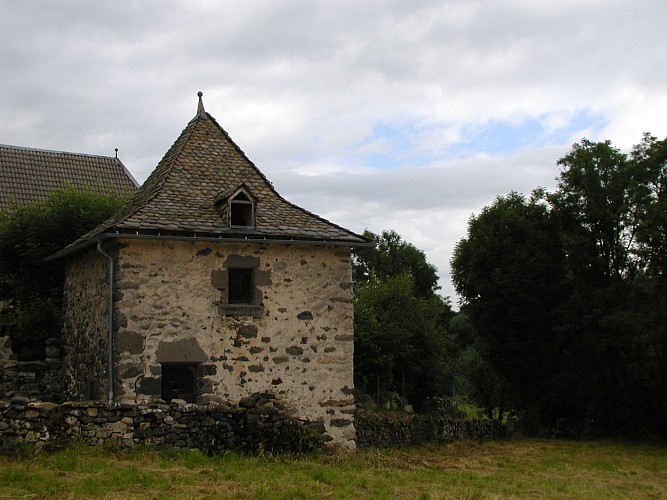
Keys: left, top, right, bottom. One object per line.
{"left": 213, "top": 183, "right": 256, "bottom": 207}
{"left": 55, "top": 93, "right": 368, "bottom": 257}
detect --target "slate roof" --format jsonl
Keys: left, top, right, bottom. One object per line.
{"left": 0, "top": 144, "right": 139, "bottom": 212}
{"left": 61, "top": 94, "right": 368, "bottom": 254}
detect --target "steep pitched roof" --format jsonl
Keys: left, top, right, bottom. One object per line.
{"left": 62, "top": 95, "right": 368, "bottom": 254}
{"left": 0, "top": 145, "right": 139, "bottom": 212}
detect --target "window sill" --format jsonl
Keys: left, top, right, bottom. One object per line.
{"left": 218, "top": 304, "right": 264, "bottom": 318}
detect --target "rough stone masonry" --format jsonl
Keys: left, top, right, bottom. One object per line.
{"left": 63, "top": 239, "right": 357, "bottom": 447}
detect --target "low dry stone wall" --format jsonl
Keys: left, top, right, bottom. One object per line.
{"left": 0, "top": 336, "right": 65, "bottom": 402}
{"left": 0, "top": 393, "right": 324, "bottom": 454}
{"left": 355, "top": 409, "right": 505, "bottom": 448}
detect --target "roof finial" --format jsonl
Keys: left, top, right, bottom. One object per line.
{"left": 114, "top": 148, "right": 118, "bottom": 159}
{"left": 197, "top": 91, "right": 205, "bottom": 115}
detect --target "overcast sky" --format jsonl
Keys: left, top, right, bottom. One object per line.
{"left": 2, "top": 0, "right": 666, "bottom": 305}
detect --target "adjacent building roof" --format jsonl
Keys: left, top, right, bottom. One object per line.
{"left": 56, "top": 93, "right": 368, "bottom": 257}
{"left": 0, "top": 144, "right": 139, "bottom": 212}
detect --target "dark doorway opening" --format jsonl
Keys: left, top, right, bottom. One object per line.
{"left": 161, "top": 363, "right": 197, "bottom": 403}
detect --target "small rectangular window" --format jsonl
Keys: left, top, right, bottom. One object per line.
{"left": 228, "top": 268, "right": 253, "bottom": 304}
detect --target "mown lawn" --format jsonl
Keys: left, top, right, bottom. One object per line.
{"left": 0, "top": 440, "right": 665, "bottom": 498}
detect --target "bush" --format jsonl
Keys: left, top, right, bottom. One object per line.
{"left": 0, "top": 186, "right": 126, "bottom": 358}
{"left": 3, "top": 298, "right": 61, "bottom": 360}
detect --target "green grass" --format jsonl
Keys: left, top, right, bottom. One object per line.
{"left": 0, "top": 440, "right": 665, "bottom": 498}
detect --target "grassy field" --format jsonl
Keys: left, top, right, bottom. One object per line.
{"left": 0, "top": 440, "right": 665, "bottom": 498}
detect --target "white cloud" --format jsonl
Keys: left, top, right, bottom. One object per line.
{"left": 271, "top": 145, "right": 565, "bottom": 302}
{"left": 1, "top": 0, "right": 666, "bottom": 304}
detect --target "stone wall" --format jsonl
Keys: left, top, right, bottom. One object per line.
{"left": 64, "top": 238, "right": 356, "bottom": 447}
{"left": 63, "top": 248, "right": 111, "bottom": 400}
{"left": 0, "top": 393, "right": 324, "bottom": 454}
{"left": 1, "top": 398, "right": 506, "bottom": 454}
{"left": 355, "top": 409, "right": 506, "bottom": 447}
{"left": 0, "top": 336, "right": 64, "bottom": 402}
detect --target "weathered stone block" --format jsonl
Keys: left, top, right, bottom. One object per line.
{"left": 238, "top": 325, "right": 258, "bottom": 338}
{"left": 45, "top": 345, "right": 62, "bottom": 358}
{"left": 137, "top": 377, "right": 161, "bottom": 396}
{"left": 117, "top": 331, "right": 144, "bottom": 355}
{"left": 286, "top": 346, "right": 303, "bottom": 356}
{"left": 156, "top": 338, "right": 207, "bottom": 363}
{"left": 297, "top": 311, "right": 313, "bottom": 320}
{"left": 118, "top": 363, "right": 143, "bottom": 379}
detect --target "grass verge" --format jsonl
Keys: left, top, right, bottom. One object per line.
{"left": 0, "top": 440, "right": 665, "bottom": 498}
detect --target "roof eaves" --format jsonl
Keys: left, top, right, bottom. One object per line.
{"left": 68, "top": 115, "right": 201, "bottom": 243}
{"left": 47, "top": 229, "right": 373, "bottom": 261}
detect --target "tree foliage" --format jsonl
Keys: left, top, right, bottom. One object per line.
{"left": 0, "top": 186, "right": 126, "bottom": 358}
{"left": 452, "top": 134, "right": 667, "bottom": 437}
{"left": 0, "top": 186, "right": 125, "bottom": 303}
{"left": 551, "top": 139, "right": 639, "bottom": 282}
{"left": 451, "top": 192, "right": 566, "bottom": 423}
{"left": 353, "top": 230, "right": 453, "bottom": 408}
{"left": 447, "top": 313, "right": 512, "bottom": 420}
{"left": 353, "top": 229, "right": 440, "bottom": 298}
{"left": 354, "top": 273, "right": 450, "bottom": 405}
{"left": 630, "top": 134, "right": 667, "bottom": 279}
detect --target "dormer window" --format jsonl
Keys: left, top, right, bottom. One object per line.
{"left": 214, "top": 185, "right": 257, "bottom": 229}
{"left": 230, "top": 190, "right": 254, "bottom": 228}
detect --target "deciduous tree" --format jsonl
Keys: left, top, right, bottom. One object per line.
{"left": 353, "top": 229, "right": 440, "bottom": 298}
{"left": 451, "top": 134, "right": 667, "bottom": 436}
{"left": 451, "top": 192, "right": 566, "bottom": 425}
{"left": 352, "top": 230, "right": 453, "bottom": 408}
{"left": 0, "top": 186, "right": 125, "bottom": 358}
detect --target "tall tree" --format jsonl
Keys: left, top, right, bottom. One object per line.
{"left": 451, "top": 192, "right": 567, "bottom": 426}
{"left": 352, "top": 230, "right": 453, "bottom": 408}
{"left": 549, "top": 136, "right": 667, "bottom": 436}
{"left": 353, "top": 229, "right": 440, "bottom": 298}
{"left": 451, "top": 135, "right": 667, "bottom": 436}
{"left": 354, "top": 273, "right": 451, "bottom": 406}
{"left": 627, "top": 136, "right": 667, "bottom": 436}
{"left": 630, "top": 133, "right": 667, "bottom": 279}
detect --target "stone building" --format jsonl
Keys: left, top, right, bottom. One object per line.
{"left": 1, "top": 134, "right": 139, "bottom": 385}
{"left": 52, "top": 93, "right": 369, "bottom": 447}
